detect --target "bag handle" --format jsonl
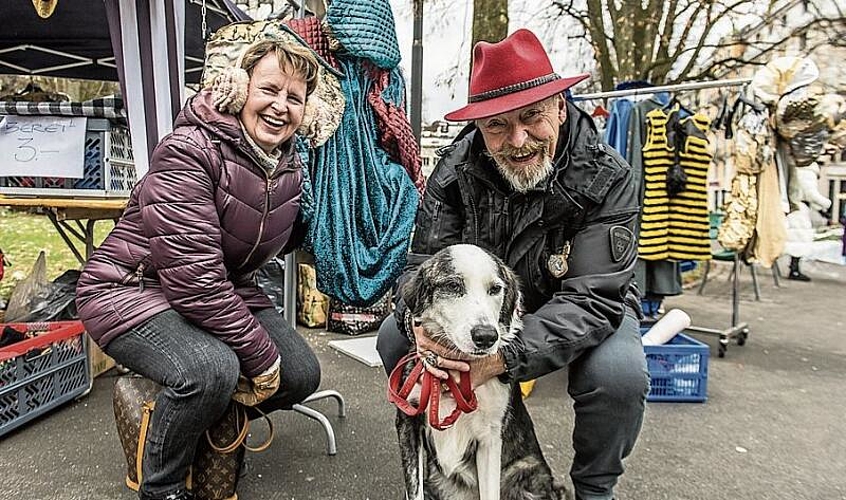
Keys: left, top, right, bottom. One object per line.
{"left": 243, "top": 407, "right": 274, "bottom": 453}
{"left": 205, "top": 405, "right": 274, "bottom": 454}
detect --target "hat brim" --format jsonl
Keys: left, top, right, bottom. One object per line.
{"left": 444, "top": 73, "right": 590, "bottom": 122}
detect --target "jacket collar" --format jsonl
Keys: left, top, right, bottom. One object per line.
{"left": 177, "top": 91, "right": 298, "bottom": 176}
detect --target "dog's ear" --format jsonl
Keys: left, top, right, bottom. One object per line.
{"left": 401, "top": 261, "right": 432, "bottom": 316}
{"left": 496, "top": 258, "right": 522, "bottom": 327}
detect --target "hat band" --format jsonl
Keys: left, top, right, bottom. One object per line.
{"left": 468, "top": 73, "right": 561, "bottom": 103}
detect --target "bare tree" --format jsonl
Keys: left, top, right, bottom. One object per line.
{"left": 547, "top": 0, "right": 846, "bottom": 91}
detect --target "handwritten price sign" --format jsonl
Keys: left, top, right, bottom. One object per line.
{"left": 0, "top": 115, "right": 87, "bottom": 178}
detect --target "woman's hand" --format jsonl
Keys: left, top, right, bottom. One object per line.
{"left": 232, "top": 356, "right": 281, "bottom": 406}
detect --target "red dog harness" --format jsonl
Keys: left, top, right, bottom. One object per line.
{"left": 387, "top": 352, "right": 478, "bottom": 430}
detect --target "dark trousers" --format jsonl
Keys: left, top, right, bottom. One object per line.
{"left": 106, "top": 307, "right": 321, "bottom": 498}
{"left": 376, "top": 311, "right": 648, "bottom": 500}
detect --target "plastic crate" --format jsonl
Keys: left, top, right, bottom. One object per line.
{"left": 0, "top": 118, "right": 136, "bottom": 198}
{"left": 0, "top": 321, "right": 90, "bottom": 438}
{"left": 643, "top": 332, "right": 709, "bottom": 402}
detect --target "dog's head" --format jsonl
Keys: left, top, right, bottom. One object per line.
{"left": 401, "top": 244, "right": 522, "bottom": 357}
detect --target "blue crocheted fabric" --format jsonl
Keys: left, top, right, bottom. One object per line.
{"left": 326, "top": 0, "right": 401, "bottom": 70}
{"left": 305, "top": 57, "right": 418, "bottom": 306}
{"left": 295, "top": 137, "right": 315, "bottom": 228}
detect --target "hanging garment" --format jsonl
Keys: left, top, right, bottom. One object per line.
{"left": 718, "top": 105, "right": 772, "bottom": 252}
{"left": 718, "top": 96, "right": 786, "bottom": 267}
{"left": 628, "top": 95, "right": 682, "bottom": 298}
{"left": 366, "top": 64, "right": 425, "bottom": 196}
{"left": 603, "top": 98, "right": 634, "bottom": 157}
{"left": 639, "top": 105, "right": 712, "bottom": 261}
{"left": 753, "top": 156, "right": 787, "bottom": 267}
{"left": 306, "top": 57, "right": 419, "bottom": 306}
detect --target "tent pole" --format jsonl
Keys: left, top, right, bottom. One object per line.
{"left": 410, "top": 0, "right": 423, "bottom": 143}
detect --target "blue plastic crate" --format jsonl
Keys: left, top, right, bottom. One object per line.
{"left": 0, "top": 321, "right": 90, "bottom": 438}
{"left": 643, "top": 332, "right": 709, "bottom": 402}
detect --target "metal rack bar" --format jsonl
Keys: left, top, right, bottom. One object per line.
{"left": 571, "top": 77, "right": 753, "bottom": 101}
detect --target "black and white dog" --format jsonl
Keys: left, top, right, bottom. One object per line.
{"left": 397, "top": 244, "right": 567, "bottom": 500}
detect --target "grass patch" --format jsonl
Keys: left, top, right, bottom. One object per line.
{"left": 0, "top": 208, "right": 114, "bottom": 302}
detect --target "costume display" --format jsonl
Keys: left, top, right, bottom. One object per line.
{"left": 639, "top": 105, "right": 712, "bottom": 261}
{"left": 748, "top": 56, "right": 846, "bottom": 277}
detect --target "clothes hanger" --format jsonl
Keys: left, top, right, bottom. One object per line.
{"left": 664, "top": 93, "right": 695, "bottom": 117}
{"left": 724, "top": 85, "right": 766, "bottom": 138}
{"left": 592, "top": 104, "right": 610, "bottom": 118}
{"left": 712, "top": 93, "right": 730, "bottom": 132}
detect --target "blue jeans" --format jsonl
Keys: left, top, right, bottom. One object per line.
{"left": 106, "top": 308, "right": 321, "bottom": 498}
{"left": 376, "top": 311, "right": 647, "bottom": 500}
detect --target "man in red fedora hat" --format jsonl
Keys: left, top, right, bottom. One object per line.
{"left": 378, "top": 28, "right": 646, "bottom": 499}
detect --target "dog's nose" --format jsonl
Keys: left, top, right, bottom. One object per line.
{"left": 470, "top": 324, "right": 499, "bottom": 350}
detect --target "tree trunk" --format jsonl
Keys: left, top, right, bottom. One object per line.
{"left": 472, "top": 0, "right": 508, "bottom": 46}
{"left": 470, "top": 0, "right": 508, "bottom": 81}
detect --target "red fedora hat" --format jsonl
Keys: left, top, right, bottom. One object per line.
{"left": 444, "top": 29, "right": 589, "bottom": 122}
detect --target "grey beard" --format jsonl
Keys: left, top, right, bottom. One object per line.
{"left": 493, "top": 155, "right": 554, "bottom": 193}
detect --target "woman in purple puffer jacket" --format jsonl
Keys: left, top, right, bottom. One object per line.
{"left": 76, "top": 40, "right": 321, "bottom": 500}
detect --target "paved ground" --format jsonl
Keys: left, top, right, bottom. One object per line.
{"left": 1, "top": 257, "right": 845, "bottom": 500}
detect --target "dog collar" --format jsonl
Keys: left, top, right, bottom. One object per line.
{"left": 387, "top": 352, "right": 478, "bottom": 430}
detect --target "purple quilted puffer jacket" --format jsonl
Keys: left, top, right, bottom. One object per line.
{"left": 76, "top": 91, "right": 302, "bottom": 377}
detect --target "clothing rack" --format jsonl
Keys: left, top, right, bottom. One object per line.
{"left": 571, "top": 77, "right": 753, "bottom": 101}
{"left": 579, "top": 76, "right": 758, "bottom": 357}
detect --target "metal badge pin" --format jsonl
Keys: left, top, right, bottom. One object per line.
{"left": 547, "top": 241, "right": 571, "bottom": 278}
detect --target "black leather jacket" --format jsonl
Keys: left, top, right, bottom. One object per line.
{"left": 397, "top": 102, "right": 642, "bottom": 381}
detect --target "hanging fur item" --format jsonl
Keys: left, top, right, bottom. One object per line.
{"left": 666, "top": 115, "right": 688, "bottom": 197}
{"left": 32, "top": 0, "right": 58, "bottom": 18}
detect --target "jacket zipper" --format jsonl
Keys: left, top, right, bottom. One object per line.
{"left": 136, "top": 262, "right": 146, "bottom": 292}
{"left": 238, "top": 171, "right": 273, "bottom": 269}
{"left": 469, "top": 192, "right": 480, "bottom": 245}
{"left": 119, "top": 260, "right": 147, "bottom": 291}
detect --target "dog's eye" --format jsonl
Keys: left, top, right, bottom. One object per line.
{"left": 440, "top": 281, "right": 464, "bottom": 295}
{"left": 488, "top": 284, "right": 503, "bottom": 296}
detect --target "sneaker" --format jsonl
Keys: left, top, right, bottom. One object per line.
{"left": 139, "top": 489, "right": 194, "bottom": 500}
{"left": 787, "top": 270, "right": 811, "bottom": 282}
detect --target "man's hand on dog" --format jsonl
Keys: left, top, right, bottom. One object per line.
{"left": 413, "top": 323, "right": 506, "bottom": 389}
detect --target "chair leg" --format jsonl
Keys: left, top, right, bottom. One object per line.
{"left": 292, "top": 404, "right": 338, "bottom": 456}
{"left": 749, "top": 264, "right": 761, "bottom": 301}
{"left": 697, "top": 260, "right": 712, "bottom": 295}
{"left": 302, "top": 389, "right": 347, "bottom": 418}
{"left": 290, "top": 390, "right": 347, "bottom": 456}
{"left": 771, "top": 262, "right": 781, "bottom": 288}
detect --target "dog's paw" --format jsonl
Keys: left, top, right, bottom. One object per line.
{"left": 554, "top": 480, "right": 574, "bottom": 500}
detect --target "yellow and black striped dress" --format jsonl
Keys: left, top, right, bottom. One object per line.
{"left": 639, "top": 105, "right": 712, "bottom": 261}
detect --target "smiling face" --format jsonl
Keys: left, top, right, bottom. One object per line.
{"left": 476, "top": 95, "right": 566, "bottom": 192}
{"left": 238, "top": 51, "right": 307, "bottom": 154}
